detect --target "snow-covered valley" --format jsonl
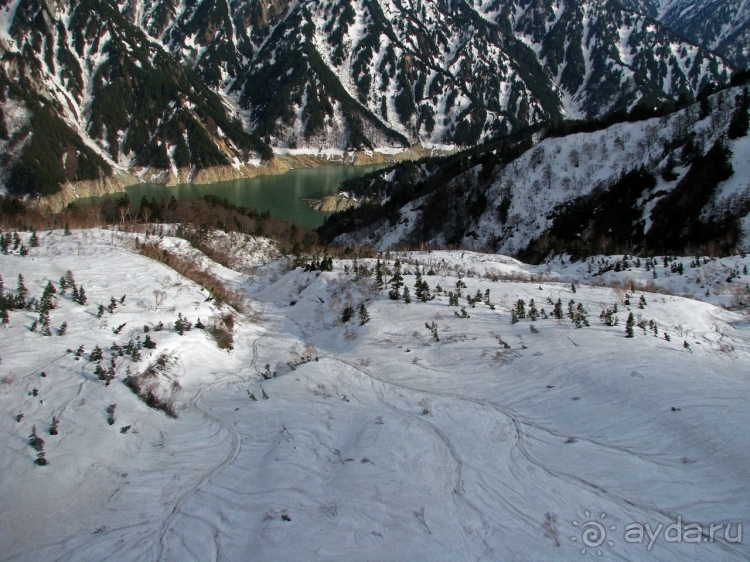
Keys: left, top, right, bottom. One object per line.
{"left": 2, "top": 229, "right": 750, "bottom": 561}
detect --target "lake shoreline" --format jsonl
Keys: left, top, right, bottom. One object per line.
{"left": 32, "top": 145, "right": 457, "bottom": 214}
{"left": 70, "top": 164, "right": 391, "bottom": 229}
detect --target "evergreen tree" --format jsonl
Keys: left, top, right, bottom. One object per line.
{"left": 16, "top": 274, "right": 27, "bottom": 307}
{"left": 625, "top": 313, "right": 635, "bottom": 338}
{"left": 514, "top": 299, "right": 526, "bottom": 319}
{"left": 553, "top": 299, "right": 563, "bottom": 320}
{"left": 388, "top": 260, "right": 403, "bottom": 300}
{"left": 175, "top": 313, "right": 192, "bottom": 335}
{"left": 49, "top": 417, "right": 59, "bottom": 436}
{"left": 90, "top": 345, "right": 104, "bottom": 362}
{"left": 341, "top": 305, "right": 354, "bottom": 323}
{"left": 425, "top": 321, "right": 439, "bottom": 341}
{"left": 403, "top": 286, "right": 412, "bottom": 303}
{"left": 76, "top": 286, "right": 87, "bottom": 305}
{"left": 29, "top": 230, "right": 38, "bottom": 247}
{"left": 510, "top": 309, "right": 518, "bottom": 324}
{"left": 358, "top": 303, "right": 370, "bottom": 325}
{"left": 56, "top": 322, "right": 67, "bottom": 336}
{"left": 528, "top": 299, "right": 538, "bottom": 321}
{"left": 375, "top": 259, "right": 384, "bottom": 289}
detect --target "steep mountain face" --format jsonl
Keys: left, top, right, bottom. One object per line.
{"left": 130, "top": 0, "right": 731, "bottom": 146}
{"left": 320, "top": 83, "right": 750, "bottom": 255}
{"left": 0, "top": 0, "right": 733, "bottom": 198}
{"left": 617, "top": 0, "right": 750, "bottom": 68}
{"left": 0, "top": 0, "right": 269, "bottom": 197}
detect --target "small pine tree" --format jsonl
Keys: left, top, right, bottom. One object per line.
{"left": 49, "top": 417, "right": 59, "bottom": 435}
{"left": 402, "top": 286, "right": 411, "bottom": 303}
{"left": 553, "top": 299, "right": 563, "bottom": 320}
{"left": 358, "top": 303, "right": 370, "bottom": 325}
{"left": 375, "top": 259, "right": 384, "bottom": 289}
{"left": 388, "top": 260, "right": 403, "bottom": 300}
{"left": 571, "top": 283, "right": 577, "bottom": 293}
{"left": 639, "top": 295, "right": 647, "bottom": 308}
{"left": 341, "top": 305, "right": 354, "bottom": 323}
{"left": 425, "top": 321, "right": 439, "bottom": 342}
{"left": 143, "top": 334, "right": 157, "bottom": 349}
{"left": 29, "top": 230, "right": 38, "bottom": 247}
{"left": 625, "top": 313, "right": 635, "bottom": 338}
{"left": 97, "top": 304, "right": 105, "bottom": 318}
{"left": 57, "top": 322, "right": 68, "bottom": 336}
{"left": 175, "top": 313, "right": 192, "bottom": 335}
{"left": 514, "top": 299, "right": 526, "bottom": 319}
{"left": 108, "top": 297, "right": 118, "bottom": 314}
{"left": 90, "top": 345, "right": 104, "bottom": 362}
{"left": 528, "top": 299, "right": 538, "bottom": 321}
{"left": 16, "top": 274, "right": 28, "bottom": 305}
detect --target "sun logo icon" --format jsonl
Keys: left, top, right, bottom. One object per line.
{"left": 571, "top": 511, "right": 616, "bottom": 556}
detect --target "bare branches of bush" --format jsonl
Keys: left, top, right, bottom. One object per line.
{"left": 124, "top": 352, "right": 180, "bottom": 417}
{"left": 136, "top": 241, "right": 247, "bottom": 312}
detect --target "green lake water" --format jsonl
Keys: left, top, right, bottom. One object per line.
{"left": 84, "top": 164, "right": 386, "bottom": 229}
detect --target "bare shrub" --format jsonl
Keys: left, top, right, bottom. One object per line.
{"left": 418, "top": 398, "right": 432, "bottom": 416}
{"left": 208, "top": 314, "right": 235, "bottom": 350}
{"left": 136, "top": 241, "right": 247, "bottom": 312}
{"left": 542, "top": 512, "right": 560, "bottom": 546}
{"left": 124, "top": 352, "right": 180, "bottom": 417}
{"left": 727, "top": 283, "right": 750, "bottom": 318}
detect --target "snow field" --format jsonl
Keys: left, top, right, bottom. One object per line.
{"left": 1, "top": 231, "right": 749, "bottom": 560}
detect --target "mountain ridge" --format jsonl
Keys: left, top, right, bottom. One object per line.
{"left": 0, "top": 0, "right": 734, "bottom": 198}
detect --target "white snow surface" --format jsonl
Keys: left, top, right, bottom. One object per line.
{"left": 1, "top": 231, "right": 750, "bottom": 561}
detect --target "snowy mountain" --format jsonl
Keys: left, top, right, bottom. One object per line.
{"left": 2, "top": 228, "right": 750, "bottom": 560}
{"left": 618, "top": 0, "right": 750, "bottom": 68}
{"left": 321, "top": 83, "right": 750, "bottom": 256}
{"left": 0, "top": 0, "right": 733, "bottom": 198}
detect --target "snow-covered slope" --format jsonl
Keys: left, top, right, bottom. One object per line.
{"left": 329, "top": 84, "right": 750, "bottom": 255}
{"left": 619, "top": 0, "right": 750, "bottom": 67}
{"left": 2, "top": 230, "right": 750, "bottom": 560}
